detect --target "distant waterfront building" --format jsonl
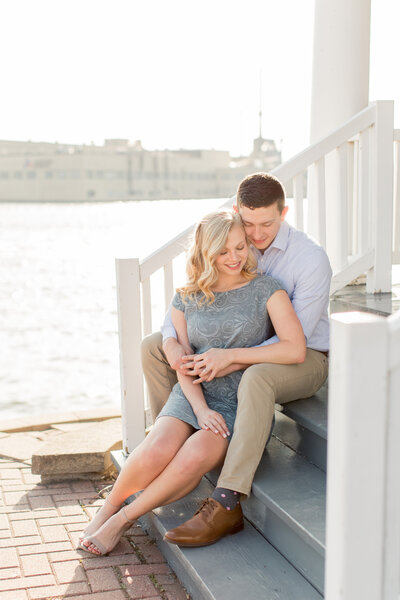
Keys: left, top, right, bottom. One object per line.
{"left": 0, "top": 137, "right": 281, "bottom": 202}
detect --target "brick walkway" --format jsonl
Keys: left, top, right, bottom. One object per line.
{"left": 0, "top": 458, "right": 189, "bottom": 600}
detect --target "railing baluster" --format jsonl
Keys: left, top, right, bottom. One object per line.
{"left": 141, "top": 277, "right": 152, "bottom": 337}
{"left": 358, "top": 128, "right": 371, "bottom": 256}
{"left": 293, "top": 173, "right": 304, "bottom": 231}
{"left": 347, "top": 141, "right": 355, "bottom": 256}
{"left": 308, "top": 157, "right": 327, "bottom": 248}
{"left": 164, "top": 261, "right": 174, "bottom": 313}
{"left": 337, "top": 143, "right": 349, "bottom": 270}
{"left": 393, "top": 139, "right": 400, "bottom": 264}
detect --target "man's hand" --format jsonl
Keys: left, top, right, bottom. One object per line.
{"left": 181, "top": 348, "right": 233, "bottom": 382}
{"left": 193, "top": 362, "right": 249, "bottom": 383}
{"left": 163, "top": 338, "right": 193, "bottom": 376}
{"left": 195, "top": 407, "right": 230, "bottom": 438}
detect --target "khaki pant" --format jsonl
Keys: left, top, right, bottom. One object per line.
{"left": 141, "top": 332, "right": 328, "bottom": 497}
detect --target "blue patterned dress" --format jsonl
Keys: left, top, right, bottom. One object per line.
{"left": 157, "top": 275, "right": 284, "bottom": 437}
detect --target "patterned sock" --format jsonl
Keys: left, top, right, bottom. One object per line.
{"left": 212, "top": 487, "right": 240, "bottom": 511}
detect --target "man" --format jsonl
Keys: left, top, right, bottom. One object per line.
{"left": 141, "top": 172, "right": 331, "bottom": 546}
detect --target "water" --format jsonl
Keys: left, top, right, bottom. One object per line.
{"left": 0, "top": 199, "right": 223, "bottom": 421}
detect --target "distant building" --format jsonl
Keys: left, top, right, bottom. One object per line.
{"left": 0, "top": 137, "right": 281, "bottom": 202}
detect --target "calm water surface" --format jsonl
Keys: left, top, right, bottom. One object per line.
{"left": 1, "top": 199, "right": 223, "bottom": 420}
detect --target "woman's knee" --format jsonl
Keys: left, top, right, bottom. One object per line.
{"left": 140, "top": 434, "right": 176, "bottom": 468}
{"left": 177, "top": 436, "right": 225, "bottom": 475}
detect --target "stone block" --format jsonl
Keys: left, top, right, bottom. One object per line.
{"left": 31, "top": 419, "right": 122, "bottom": 478}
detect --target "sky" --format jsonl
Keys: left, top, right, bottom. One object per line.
{"left": 0, "top": 0, "right": 399, "bottom": 161}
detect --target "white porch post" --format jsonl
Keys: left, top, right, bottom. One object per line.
{"left": 367, "top": 101, "right": 394, "bottom": 293}
{"left": 115, "top": 258, "right": 146, "bottom": 454}
{"left": 325, "top": 312, "right": 388, "bottom": 599}
{"left": 308, "top": 0, "right": 371, "bottom": 269}
{"left": 310, "top": 0, "right": 371, "bottom": 143}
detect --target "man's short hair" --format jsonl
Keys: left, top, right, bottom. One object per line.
{"left": 237, "top": 172, "right": 286, "bottom": 213}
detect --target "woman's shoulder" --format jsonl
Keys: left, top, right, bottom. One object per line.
{"left": 252, "top": 274, "right": 285, "bottom": 293}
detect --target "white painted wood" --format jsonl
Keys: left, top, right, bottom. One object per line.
{"left": 367, "top": 101, "right": 394, "bottom": 293}
{"left": 141, "top": 277, "right": 152, "bottom": 337}
{"left": 330, "top": 250, "right": 374, "bottom": 294}
{"left": 307, "top": 158, "right": 326, "bottom": 247}
{"left": 347, "top": 141, "right": 356, "bottom": 255}
{"left": 163, "top": 261, "right": 174, "bottom": 313}
{"left": 325, "top": 312, "right": 388, "bottom": 600}
{"left": 140, "top": 225, "right": 193, "bottom": 281}
{"left": 293, "top": 173, "right": 304, "bottom": 231}
{"left": 275, "top": 104, "right": 375, "bottom": 186}
{"left": 358, "top": 128, "right": 371, "bottom": 255}
{"left": 393, "top": 140, "right": 400, "bottom": 264}
{"left": 383, "top": 310, "right": 400, "bottom": 598}
{"left": 310, "top": 0, "right": 370, "bottom": 142}
{"left": 338, "top": 143, "right": 349, "bottom": 268}
{"left": 115, "top": 258, "right": 146, "bottom": 454}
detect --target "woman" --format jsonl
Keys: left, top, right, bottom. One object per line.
{"left": 79, "top": 210, "right": 305, "bottom": 555}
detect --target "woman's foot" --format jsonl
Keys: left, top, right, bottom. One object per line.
{"left": 81, "top": 506, "right": 134, "bottom": 555}
{"left": 78, "top": 495, "right": 121, "bottom": 547}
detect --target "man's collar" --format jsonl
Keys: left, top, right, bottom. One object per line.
{"left": 271, "top": 220, "right": 290, "bottom": 251}
{"left": 251, "top": 221, "right": 290, "bottom": 257}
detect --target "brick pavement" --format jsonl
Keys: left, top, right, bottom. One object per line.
{"left": 0, "top": 458, "right": 189, "bottom": 600}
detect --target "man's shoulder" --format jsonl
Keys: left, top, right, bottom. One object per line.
{"left": 287, "top": 225, "right": 329, "bottom": 259}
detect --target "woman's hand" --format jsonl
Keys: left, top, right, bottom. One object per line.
{"left": 195, "top": 407, "right": 230, "bottom": 438}
{"left": 181, "top": 348, "right": 233, "bottom": 382}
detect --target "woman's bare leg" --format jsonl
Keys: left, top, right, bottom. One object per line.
{"left": 80, "top": 417, "right": 192, "bottom": 543}
{"left": 84, "top": 430, "right": 228, "bottom": 554}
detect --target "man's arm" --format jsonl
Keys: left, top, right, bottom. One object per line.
{"left": 161, "top": 303, "right": 193, "bottom": 376}
{"left": 181, "top": 249, "right": 332, "bottom": 380}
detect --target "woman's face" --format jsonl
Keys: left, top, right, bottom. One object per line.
{"left": 214, "top": 225, "right": 249, "bottom": 277}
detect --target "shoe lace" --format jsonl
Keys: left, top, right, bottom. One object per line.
{"left": 194, "top": 498, "right": 216, "bottom": 517}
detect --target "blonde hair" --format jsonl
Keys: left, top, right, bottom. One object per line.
{"left": 177, "top": 209, "right": 257, "bottom": 305}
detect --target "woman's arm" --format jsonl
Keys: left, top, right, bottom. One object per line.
{"left": 169, "top": 306, "right": 230, "bottom": 438}
{"left": 186, "top": 290, "right": 306, "bottom": 382}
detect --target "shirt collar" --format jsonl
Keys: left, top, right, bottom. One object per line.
{"left": 251, "top": 221, "right": 290, "bottom": 258}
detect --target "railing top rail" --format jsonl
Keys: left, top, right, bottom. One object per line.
{"left": 129, "top": 101, "right": 393, "bottom": 282}
{"left": 270, "top": 103, "right": 377, "bottom": 182}
{"left": 139, "top": 197, "right": 235, "bottom": 281}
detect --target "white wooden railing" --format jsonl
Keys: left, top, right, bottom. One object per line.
{"left": 116, "top": 100, "right": 396, "bottom": 453}
{"left": 394, "top": 129, "right": 400, "bottom": 264}
{"left": 325, "top": 308, "right": 400, "bottom": 600}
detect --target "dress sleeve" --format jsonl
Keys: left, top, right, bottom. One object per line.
{"left": 257, "top": 276, "right": 286, "bottom": 305}
{"left": 172, "top": 292, "right": 185, "bottom": 312}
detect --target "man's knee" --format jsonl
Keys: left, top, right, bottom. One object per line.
{"left": 238, "top": 363, "right": 276, "bottom": 406}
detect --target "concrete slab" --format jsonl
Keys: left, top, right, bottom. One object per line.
{"left": 50, "top": 423, "right": 95, "bottom": 433}
{"left": 0, "top": 433, "right": 43, "bottom": 462}
{"left": 1, "top": 408, "right": 121, "bottom": 434}
{"left": 31, "top": 418, "right": 122, "bottom": 478}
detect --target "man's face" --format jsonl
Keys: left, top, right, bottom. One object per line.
{"left": 238, "top": 203, "right": 288, "bottom": 253}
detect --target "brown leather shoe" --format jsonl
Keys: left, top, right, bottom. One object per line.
{"left": 164, "top": 497, "right": 244, "bottom": 547}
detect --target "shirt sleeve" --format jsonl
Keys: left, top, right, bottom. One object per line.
{"left": 160, "top": 293, "right": 185, "bottom": 342}
{"left": 255, "top": 248, "right": 332, "bottom": 348}
{"left": 289, "top": 249, "right": 332, "bottom": 345}
{"left": 160, "top": 305, "right": 177, "bottom": 342}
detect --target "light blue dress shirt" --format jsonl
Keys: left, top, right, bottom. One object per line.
{"left": 161, "top": 221, "right": 332, "bottom": 351}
